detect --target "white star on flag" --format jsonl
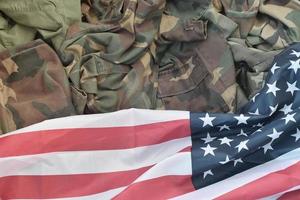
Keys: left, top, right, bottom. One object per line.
{"left": 290, "top": 50, "right": 300, "bottom": 58}
{"left": 270, "top": 63, "right": 280, "bottom": 74}
{"left": 251, "top": 93, "right": 259, "bottom": 102}
{"left": 203, "top": 170, "right": 213, "bottom": 179}
{"left": 268, "top": 128, "right": 283, "bottom": 141}
{"left": 234, "top": 114, "right": 250, "bottom": 125}
{"left": 266, "top": 81, "right": 280, "bottom": 96}
{"left": 236, "top": 140, "right": 249, "bottom": 152}
{"left": 218, "top": 124, "right": 230, "bottom": 131}
{"left": 288, "top": 59, "right": 300, "bottom": 73}
{"left": 199, "top": 113, "right": 216, "bottom": 127}
{"left": 262, "top": 142, "right": 273, "bottom": 154}
{"left": 253, "top": 123, "right": 263, "bottom": 127}
{"left": 280, "top": 104, "right": 293, "bottom": 115}
{"left": 282, "top": 113, "right": 296, "bottom": 124}
{"left": 238, "top": 129, "right": 247, "bottom": 137}
{"left": 201, "top": 133, "right": 216, "bottom": 144}
{"left": 219, "top": 155, "right": 230, "bottom": 164}
{"left": 234, "top": 158, "right": 243, "bottom": 167}
{"left": 269, "top": 104, "right": 278, "bottom": 116}
{"left": 286, "top": 81, "right": 299, "bottom": 95}
{"left": 219, "top": 137, "right": 233, "bottom": 146}
{"left": 248, "top": 108, "right": 260, "bottom": 115}
{"left": 292, "top": 128, "right": 300, "bottom": 142}
{"left": 201, "top": 144, "right": 217, "bottom": 156}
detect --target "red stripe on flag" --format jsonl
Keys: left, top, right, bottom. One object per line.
{"left": 279, "top": 189, "right": 300, "bottom": 200}
{"left": 113, "top": 175, "right": 195, "bottom": 200}
{"left": 216, "top": 161, "right": 300, "bottom": 200}
{"left": 179, "top": 146, "right": 192, "bottom": 152}
{"left": 0, "top": 119, "right": 190, "bottom": 157}
{"left": 0, "top": 166, "right": 151, "bottom": 199}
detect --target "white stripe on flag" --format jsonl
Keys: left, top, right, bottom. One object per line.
{"left": 12, "top": 152, "right": 192, "bottom": 200}
{"left": 0, "top": 137, "right": 191, "bottom": 177}
{"left": 4, "top": 109, "right": 189, "bottom": 136}
{"left": 132, "top": 152, "right": 192, "bottom": 183}
{"left": 172, "top": 147, "right": 300, "bottom": 200}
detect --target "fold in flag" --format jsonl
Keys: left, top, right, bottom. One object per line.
{"left": 1, "top": 43, "right": 300, "bottom": 199}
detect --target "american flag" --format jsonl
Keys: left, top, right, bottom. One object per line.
{"left": 1, "top": 43, "right": 300, "bottom": 199}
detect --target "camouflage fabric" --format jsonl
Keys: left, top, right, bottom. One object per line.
{"left": 81, "top": 0, "right": 124, "bottom": 23}
{"left": 213, "top": 0, "right": 300, "bottom": 48}
{"left": 210, "top": 0, "right": 300, "bottom": 108}
{"left": 0, "top": 40, "right": 75, "bottom": 134}
{"left": 61, "top": 0, "right": 166, "bottom": 114}
{"left": 155, "top": 1, "right": 236, "bottom": 112}
{"left": 61, "top": 0, "right": 236, "bottom": 113}
{"left": 0, "top": 0, "right": 81, "bottom": 51}
{"left": 229, "top": 39, "right": 281, "bottom": 110}
{"left": 59, "top": 0, "right": 299, "bottom": 114}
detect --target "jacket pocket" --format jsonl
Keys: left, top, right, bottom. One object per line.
{"left": 157, "top": 54, "right": 229, "bottom": 112}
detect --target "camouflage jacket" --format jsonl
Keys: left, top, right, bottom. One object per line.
{"left": 60, "top": 0, "right": 300, "bottom": 114}
{"left": 0, "top": 0, "right": 299, "bottom": 118}
{"left": 0, "top": 0, "right": 81, "bottom": 51}
{"left": 211, "top": 0, "right": 300, "bottom": 108}
{"left": 0, "top": 40, "right": 75, "bottom": 134}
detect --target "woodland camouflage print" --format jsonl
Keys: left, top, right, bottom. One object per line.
{"left": 211, "top": 0, "right": 300, "bottom": 107}
{"left": 62, "top": 0, "right": 166, "bottom": 114}
{"left": 0, "top": 0, "right": 299, "bottom": 131}
{"left": 0, "top": 40, "right": 75, "bottom": 134}
{"left": 61, "top": 0, "right": 299, "bottom": 114}
{"left": 155, "top": 10, "right": 236, "bottom": 112}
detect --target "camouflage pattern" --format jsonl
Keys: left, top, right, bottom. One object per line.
{"left": 155, "top": 3, "right": 236, "bottom": 112}
{"left": 60, "top": 0, "right": 236, "bottom": 113}
{"left": 0, "top": 0, "right": 81, "bottom": 51}
{"left": 229, "top": 39, "right": 281, "bottom": 110}
{"left": 212, "top": 0, "right": 300, "bottom": 48}
{"left": 81, "top": 0, "right": 124, "bottom": 23}
{"left": 0, "top": 0, "right": 297, "bottom": 118}
{"left": 60, "top": 0, "right": 166, "bottom": 114}
{"left": 0, "top": 40, "right": 75, "bottom": 134}
{"left": 210, "top": 0, "right": 300, "bottom": 108}
{"left": 57, "top": 0, "right": 300, "bottom": 114}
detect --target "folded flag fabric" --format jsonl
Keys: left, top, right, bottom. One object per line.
{"left": 1, "top": 43, "right": 300, "bottom": 199}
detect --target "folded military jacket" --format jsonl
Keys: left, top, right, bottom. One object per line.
{"left": 0, "top": 40, "right": 75, "bottom": 134}
{"left": 60, "top": 0, "right": 299, "bottom": 114}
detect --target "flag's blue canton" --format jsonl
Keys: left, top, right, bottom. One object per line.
{"left": 191, "top": 43, "right": 300, "bottom": 189}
